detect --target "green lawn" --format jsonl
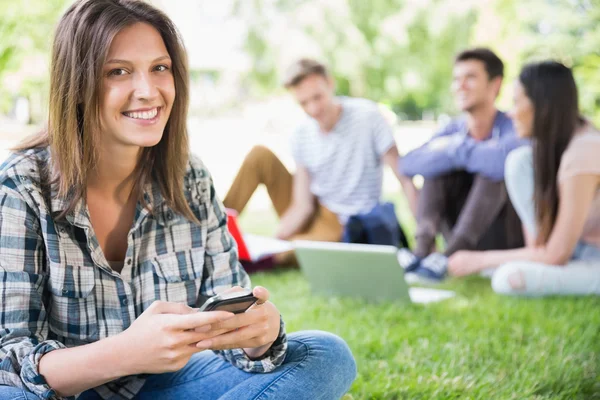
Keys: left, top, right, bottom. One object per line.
{"left": 239, "top": 199, "right": 600, "bottom": 400}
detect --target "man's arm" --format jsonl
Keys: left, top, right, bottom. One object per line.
{"left": 382, "top": 146, "right": 418, "bottom": 218}
{"left": 455, "top": 135, "right": 529, "bottom": 181}
{"left": 399, "top": 124, "right": 462, "bottom": 179}
{"left": 275, "top": 166, "right": 316, "bottom": 240}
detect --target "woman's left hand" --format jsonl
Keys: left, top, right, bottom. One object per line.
{"left": 195, "top": 286, "right": 281, "bottom": 359}
{"left": 448, "top": 250, "right": 485, "bottom": 277}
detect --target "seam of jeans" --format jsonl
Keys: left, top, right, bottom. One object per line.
{"left": 18, "top": 388, "right": 30, "bottom": 400}
{"left": 252, "top": 340, "right": 311, "bottom": 400}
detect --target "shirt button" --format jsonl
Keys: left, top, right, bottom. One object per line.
{"left": 167, "top": 212, "right": 173, "bottom": 220}
{"left": 61, "top": 289, "right": 68, "bottom": 295}
{"left": 122, "top": 298, "right": 129, "bottom": 306}
{"left": 127, "top": 258, "right": 132, "bottom": 265}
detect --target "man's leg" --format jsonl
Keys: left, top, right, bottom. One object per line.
{"left": 223, "top": 145, "right": 293, "bottom": 217}
{"left": 275, "top": 204, "right": 343, "bottom": 265}
{"left": 134, "top": 331, "right": 356, "bottom": 400}
{"left": 414, "top": 172, "right": 472, "bottom": 258}
{"left": 443, "top": 174, "right": 522, "bottom": 256}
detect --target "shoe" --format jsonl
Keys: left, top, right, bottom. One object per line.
{"left": 404, "top": 253, "right": 448, "bottom": 285}
{"left": 397, "top": 248, "right": 420, "bottom": 272}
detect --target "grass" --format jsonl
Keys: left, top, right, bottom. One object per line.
{"left": 238, "top": 197, "right": 600, "bottom": 400}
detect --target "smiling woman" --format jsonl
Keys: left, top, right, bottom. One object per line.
{"left": 0, "top": 1, "right": 356, "bottom": 399}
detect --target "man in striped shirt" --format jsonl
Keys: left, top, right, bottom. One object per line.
{"left": 224, "top": 59, "right": 417, "bottom": 265}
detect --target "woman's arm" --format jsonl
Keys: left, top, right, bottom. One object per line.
{"left": 449, "top": 174, "right": 599, "bottom": 274}
{"left": 39, "top": 302, "right": 232, "bottom": 397}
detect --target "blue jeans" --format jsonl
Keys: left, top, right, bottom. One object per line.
{"left": 0, "top": 331, "right": 356, "bottom": 400}
{"left": 492, "top": 146, "right": 600, "bottom": 296}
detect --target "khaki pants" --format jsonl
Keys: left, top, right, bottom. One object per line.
{"left": 223, "top": 145, "right": 343, "bottom": 265}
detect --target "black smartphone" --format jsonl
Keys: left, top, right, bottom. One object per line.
{"left": 197, "top": 289, "right": 257, "bottom": 314}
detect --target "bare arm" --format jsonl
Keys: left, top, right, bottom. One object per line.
{"left": 464, "top": 174, "right": 599, "bottom": 270}
{"left": 275, "top": 166, "right": 316, "bottom": 240}
{"left": 383, "top": 146, "right": 419, "bottom": 218}
{"left": 38, "top": 333, "right": 133, "bottom": 396}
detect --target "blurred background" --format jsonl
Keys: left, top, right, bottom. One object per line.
{"left": 1, "top": 0, "right": 599, "bottom": 212}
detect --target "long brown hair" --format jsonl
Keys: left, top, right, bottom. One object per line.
{"left": 518, "top": 61, "right": 580, "bottom": 244}
{"left": 17, "top": 0, "right": 195, "bottom": 221}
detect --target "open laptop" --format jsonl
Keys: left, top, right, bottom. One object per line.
{"left": 294, "top": 240, "right": 455, "bottom": 304}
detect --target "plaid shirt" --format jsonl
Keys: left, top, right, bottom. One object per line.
{"left": 0, "top": 148, "right": 287, "bottom": 400}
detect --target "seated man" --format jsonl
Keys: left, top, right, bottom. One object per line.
{"left": 223, "top": 58, "right": 417, "bottom": 265}
{"left": 398, "top": 48, "right": 527, "bottom": 283}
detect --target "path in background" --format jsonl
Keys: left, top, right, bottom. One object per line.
{"left": 0, "top": 100, "right": 436, "bottom": 212}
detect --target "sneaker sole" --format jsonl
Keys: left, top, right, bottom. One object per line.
{"left": 404, "top": 272, "right": 444, "bottom": 286}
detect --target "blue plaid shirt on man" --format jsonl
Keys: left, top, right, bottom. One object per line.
{"left": 0, "top": 148, "right": 287, "bottom": 400}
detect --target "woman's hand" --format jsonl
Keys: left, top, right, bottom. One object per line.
{"left": 448, "top": 250, "right": 486, "bottom": 277}
{"left": 195, "top": 286, "right": 281, "bottom": 359}
{"left": 117, "top": 301, "right": 235, "bottom": 375}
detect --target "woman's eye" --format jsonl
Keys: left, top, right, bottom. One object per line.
{"left": 154, "top": 64, "right": 170, "bottom": 72}
{"left": 108, "top": 68, "right": 128, "bottom": 77}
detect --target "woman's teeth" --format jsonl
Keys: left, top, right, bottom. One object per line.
{"left": 123, "top": 108, "right": 158, "bottom": 119}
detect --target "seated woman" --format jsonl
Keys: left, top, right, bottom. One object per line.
{"left": 0, "top": 1, "right": 356, "bottom": 399}
{"left": 448, "top": 61, "right": 600, "bottom": 296}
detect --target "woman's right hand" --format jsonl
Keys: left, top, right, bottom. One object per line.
{"left": 117, "top": 300, "right": 235, "bottom": 375}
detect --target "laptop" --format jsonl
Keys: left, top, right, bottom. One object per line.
{"left": 226, "top": 209, "right": 293, "bottom": 262}
{"left": 294, "top": 240, "right": 455, "bottom": 304}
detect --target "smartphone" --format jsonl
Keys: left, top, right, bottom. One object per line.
{"left": 197, "top": 289, "right": 257, "bottom": 314}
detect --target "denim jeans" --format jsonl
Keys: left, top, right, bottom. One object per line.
{"left": 0, "top": 331, "right": 357, "bottom": 400}
{"left": 492, "top": 146, "right": 600, "bottom": 296}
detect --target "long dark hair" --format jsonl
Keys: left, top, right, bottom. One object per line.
{"left": 519, "top": 61, "right": 581, "bottom": 244}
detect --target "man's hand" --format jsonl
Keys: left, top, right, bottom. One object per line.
{"left": 196, "top": 286, "right": 281, "bottom": 360}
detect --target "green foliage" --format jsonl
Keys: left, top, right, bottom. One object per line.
{"left": 237, "top": 0, "right": 600, "bottom": 121}
{"left": 0, "top": 0, "right": 69, "bottom": 116}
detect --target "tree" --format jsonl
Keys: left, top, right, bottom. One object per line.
{"left": 0, "top": 0, "right": 69, "bottom": 118}
{"left": 234, "top": 0, "right": 600, "bottom": 121}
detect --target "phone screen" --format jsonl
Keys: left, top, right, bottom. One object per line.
{"left": 198, "top": 290, "right": 257, "bottom": 313}
{"left": 210, "top": 298, "right": 257, "bottom": 313}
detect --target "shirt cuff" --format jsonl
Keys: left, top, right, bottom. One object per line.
{"left": 20, "top": 340, "right": 71, "bottom": 400}
{"left": 217, "top": 316, "right": 288, "bottom": 373}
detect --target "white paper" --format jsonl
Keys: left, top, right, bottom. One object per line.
{"left": 409, "top": 287, "right": 456, "bottom": 304}
{"left": 244, "top": 234, "right": 294, "bottom": 262}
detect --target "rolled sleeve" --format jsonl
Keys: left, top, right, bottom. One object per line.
{"left": 217, "top": 316, "right": 288, "bottom": 373}
{"left": 1, "top": 329, "right": 67, "bottom": 399}
{"left": 0, "top": 190, "right": 67, "bottom": 399}
{"left": 20, "top": 340, "right": 69, "bottom": 399}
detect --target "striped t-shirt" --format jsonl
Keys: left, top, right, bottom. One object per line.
{"left": 290, "top": 97, "right": 396, "bottom": 223}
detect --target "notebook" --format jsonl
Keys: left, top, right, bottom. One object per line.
{"left": 226, "top": 209, "right": 293, "bottom": 262}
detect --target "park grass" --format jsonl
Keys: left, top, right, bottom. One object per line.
{"left": 239, "top": 196, "right": 600, "bottom": 399}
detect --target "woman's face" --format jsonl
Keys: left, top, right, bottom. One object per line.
{"left": 99, "top": 22, "right": 175, "bottom": 150}
{"left": 508, "top": 80, "right": 535, "bottom": 138}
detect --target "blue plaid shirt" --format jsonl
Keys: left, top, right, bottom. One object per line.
{"left": 0, "top": 148, "right": 287, "bottom": 399}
